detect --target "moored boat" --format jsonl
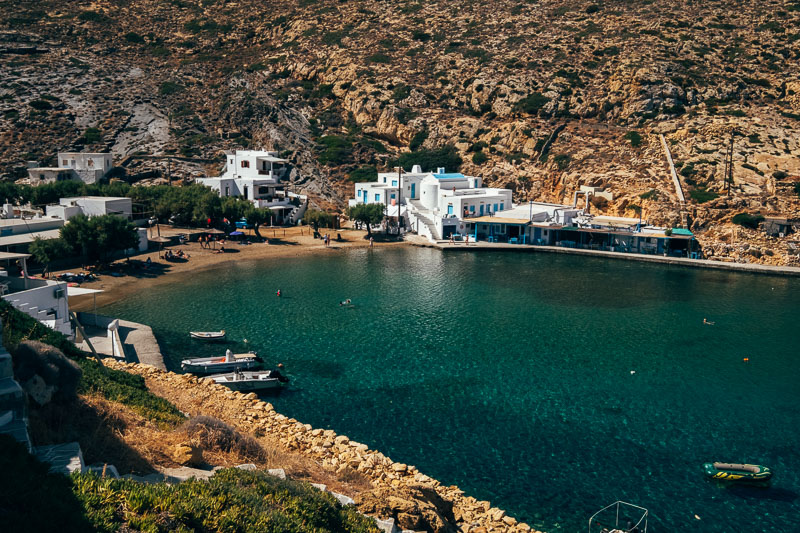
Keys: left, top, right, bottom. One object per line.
{"left": 181, "top": 349, "right": 260, "bottom": 374}
{"left": 210, "top": 369, "right": 289, "bottom": 392}
{"left": 703, "top": 462, "right": 772, "bottom": 483}
{"left": 190, "top": 330, "right": 226, "bottom": 341}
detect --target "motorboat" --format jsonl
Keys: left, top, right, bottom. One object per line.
{"left": 189, "top": 330, "right": 226, "bottom": 341}
{"left": 209, "top": 369, "right": 289, "bottom": 392}
{"left": 181, "top": 349, "right": 260, "bottom": 374}
{"left": 703, "top": 462, "right": 772, "bottom": 483}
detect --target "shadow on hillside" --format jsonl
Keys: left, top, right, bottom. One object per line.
{"left": 28, "top": 397, "right": 156, "bottom": 475}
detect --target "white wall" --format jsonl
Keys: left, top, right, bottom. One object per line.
{"left": 1, "top": 280, "right": 72, "bottom": 336}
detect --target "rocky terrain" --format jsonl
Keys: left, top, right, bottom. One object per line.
{"left": 1, "top": 0, "right": 799, "bottom": 263}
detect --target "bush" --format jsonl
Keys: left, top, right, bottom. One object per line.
{"left": 624, "top": 131, "right": 642, "bottom": 147}
{"left": 409, "top": 129, "right": 428, "bottom": 151}
{"left": 77, "top": 11, "right": 106, "bottom": 22}
{"left": 348, "top": 165, "right": 378, "bottom": 183}
{"left": 11, "top": 341, "right": 83, "bottom": 405}
{"left": 553, "top": 153, "right": 571, "bottom": 170}
{"left": 29, "top": 99, "right": 53, "bottom": 111}
{"left": 732, "top": 212, "right": 765, "bottom": 229}
{"left": 317, "top": 135, "right": 353, "bottom": 165}
{"left": 795, "top": 182, "right": 800, "bottom": 198}
{"left": 515, "top": 92, "right": 549, "bottom": 115}
{"left": 184, "top": 416, "right": 266, "bottom": 460}
{"left": 368, "top": 53, "right": 391, "bottom": 63}
{"left": 124, "top": 32, "right": 145, "bottom": 44}
{"left": 158, "top": 81, "right": 183, "bottom": 95}
{"left": 689, "top": 188, "right": 719, "bottom": 204}
{"left": 395, "top": 145, "right": 463, "bottom": 172}
{"left": 72, "top": 468, "right": 380, "bottom": 532}
{"left": 472, "top": 151, "right": 488, "bottom": 164}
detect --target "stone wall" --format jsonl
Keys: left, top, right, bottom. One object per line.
{"left": 105, "top": 360, "right": 544, "bottom": 533}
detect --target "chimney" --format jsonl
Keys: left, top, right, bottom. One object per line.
{"left": 437, "top": 167, "right": 445, "bottom": 174}
{"left": 411, "top": 165, "right": 422, "bottom": 173}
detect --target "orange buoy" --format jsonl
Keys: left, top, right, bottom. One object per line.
{"left": 743, "top": 358, "right": 750, "bottom": 362}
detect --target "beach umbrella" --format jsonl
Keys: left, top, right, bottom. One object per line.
{"left": 149, "top": 235, "right": 171, "bottom": 255}
{"left": 204, "top": 228, "right": 225, "bottom": 249}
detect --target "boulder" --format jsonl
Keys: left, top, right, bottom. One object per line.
{"left": 11, "top": 341, "right": 82, "bottom": 406}
{"left": 356, "top": 484, "right": 458, "bottom": 533}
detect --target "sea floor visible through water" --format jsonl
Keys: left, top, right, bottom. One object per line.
{"left": 100, "top": 247, "right": 800, "bottom": 532}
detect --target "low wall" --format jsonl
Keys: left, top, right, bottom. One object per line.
{"left": 106, "top": 360, "right": 543, "bottom": 533}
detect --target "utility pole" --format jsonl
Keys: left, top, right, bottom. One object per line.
{"left": 725, "top": 133, "right": 735, "bottom": 195}
{"left": 397, "top": 165, "right": 404, "bottom": 235}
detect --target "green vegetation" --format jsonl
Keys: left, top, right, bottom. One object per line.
{"left": 409, "top": 129, "right": 428, "bottom": 151}
{"left": 367, "top": 53, "right": 391, "bottom": 64}
{"left": 472, "top": 151, "right": 488, "bottom": 164}
{"left": 689, "top": 188, "right": 719, "bottom": 203}
{"left": 795, "top": 182, "right": 800, "bottom": 198}
{"left": 515, "top": 92, "right": 549, "bottom": 115}
{"left": 639, "top": 189, "right": 658, "bottom": 200}
{"left": 158, "top": 81, "right": 183, "bottom": 95}
{"left": 624, "top": 131, "right": 643, "bottom": 147}
{"left": 395, "top": 145, "right": 462, "bottom": 172}
{"left": 348, "top": 165, "right": 378, "bottom": 183}
{"left": 58, "top": 214, "right": 140, "bottom": 265}
{"left": 82, "top": 127, "right": 102, "bottom": 144}
{"left": 347, "top": 203, "right": 384, "bottom": 237}
{"left": 0, "top": 301, "right": 184, "bottom": 426}
{"left": 303, "top": 209, "right": 335, "bottom": 230}
{"left": 317, "top": 136, "right": 353, "bottom": 165}
{"left": 73, "top": 468, "right": 379, "bottom": 532}
{"left": 732, "top": 212, "right": 765, "bottom": 229}
{"left": 29, "top": 236, "right": 72, "bottom": 274}
{"left": 124, "top": 32, "right": 145, "bottom": 44}
{"left": 553, "top": 154, "right": 571, "bottom": 170}
{"left": 77, "top": 11, "right": 107, "bottom": 23}
{"left": 29, "top": 99, "right": 53, "bottom": 111}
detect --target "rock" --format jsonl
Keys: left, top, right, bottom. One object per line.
{"left": 172, "top": 443, "right": 203, "bottom": 466}
{"left": 356, "top": 485, "right": 459, "bottom": 533}
{"left": 392, "top": 463, "right": 408, "bottom": 472}
{"left": 11, "top": 340, "right": 82, "bottom": 405}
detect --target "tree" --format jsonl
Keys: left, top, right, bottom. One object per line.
{"left": 303, "top": 209, "right": 334, "bottom": 233}
{"left": 244, "top": 206, "right": 272, "bottom": 240}
{"left": 347, "top": 203, "right": 384, "bottom": 237}
{"left": 29, "top": 237, "right": 72, "bottom": 276}
{"left": 60, "top": 214, "right": 139, "bottom": 265}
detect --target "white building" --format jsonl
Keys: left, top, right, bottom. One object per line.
{"left": 0, "top": 217, "right": 65, "bottom": 253}
{"left": 0, "top": 252, "right": 72, "bottom": 336}
{"left": 25, "top": 153, "right": 113, "bottom": 186}
{"left": 350, "top": 165, "right": 513, "bottom": 240}
{"left": 196, "top": 150, "right": 307, "bottom": 224}
{"left": 47, "top": 196, "right": 133, "bottom": 221}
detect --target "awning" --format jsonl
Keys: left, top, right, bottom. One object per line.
{"left": 67, "top": 287, "right": 104, "bottom": 297}
{"left": 468, "top": 216, "right": 530, "bottom": 225}
{"left": 0, "top": 252, "right": 32, "bottom": 260}
{"left": 670, "top": 228, "right": 694, "bottom": 236}
{"left": 0, "top": 229, "right": 61, "bottom": 247}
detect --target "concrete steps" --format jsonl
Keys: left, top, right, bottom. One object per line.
{"left": 0, "top": 342, "right": 31, "bottom": 452}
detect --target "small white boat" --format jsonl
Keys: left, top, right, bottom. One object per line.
{"left": 181, "top": 349, "right": 260, "bottom": 374}
{"left": 210, "top": 369, "right": 289, "bottom": 392}
{"left": 190, "top": 330, "right": 226, "bottom": 341}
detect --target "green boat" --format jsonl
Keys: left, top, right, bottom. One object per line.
{"left": 703, "top": 462, "right": 772, "bottom": 483}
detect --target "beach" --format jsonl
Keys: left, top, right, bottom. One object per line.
{"left": 66, "top": 226, "right": 403, "bottom": 311}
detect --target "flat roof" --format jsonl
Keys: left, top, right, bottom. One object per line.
{"left": 0, "top": 229, "right": 62, "bottom": 246}
{"left": 61, "top": 196, "right": 129, "bottom": 201}
{"left": 433, "top": 173, "right": 467, "bottom": 180}
{"left": 27, "top": 167, "right": 71, "bottom": 172}
{"left": 0, "top": 218, "right": 63, "bottom": 227}
{"left": 0, "top": 252, "right": 32, "bottom": 260}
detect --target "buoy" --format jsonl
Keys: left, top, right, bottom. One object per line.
{"left": 630, "top": 370, "right": 636, "bottom": 374}
{"left": 278, "top": 363, "right": 284, "bottom": 369}
{"left": 743, "top": 357, "right": 749, "bottom": 362}
{"left": 277, "top": 289, "right": 281, "bottom": 297}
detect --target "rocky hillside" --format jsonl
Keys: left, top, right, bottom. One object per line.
{"left": 1, "top": 0, "right": 799, "bottom": 262}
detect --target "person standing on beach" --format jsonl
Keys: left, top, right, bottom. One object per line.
{"left": 369, "top": 236, "right": 374, "bottom": 248}
{"left": 465, "top": 234, "right": 470, "bottom": 245}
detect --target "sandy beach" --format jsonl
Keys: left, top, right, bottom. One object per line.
{"left": 66, "top": 226, "right": 405, "bottom": 312}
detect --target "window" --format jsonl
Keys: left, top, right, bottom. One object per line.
{"left": 447, "top": 204, "right": 453, "bottom": 215}
{"left": 230, "top": 159, "right": 234, "bottom": 165}
{"left": 470, "top": 205, "right": 475, "bottom": 213}
{"left": 493, "top": 203, "right": 498, "bottom": 212}
{"left": 390, "top": 193, "right": 396, "bottom": 199}
{"left": 225, "top": 186, "right": 230, "bottom": 196}
{"left": 374, "top": 193, "right": 380, "bottom": 201}
{"left": 62, "top": 159, "right": 68, "bottom": 166}
{"left": 392, "top": 180, "right": 397, "bottom": 186}
{"left": 241, "top": 160, "right": 250, "bottom": 168}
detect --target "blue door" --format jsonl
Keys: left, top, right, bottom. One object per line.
{"left": 447, "top": 204, "right": 453, "bottom": 215}
{"left": 479, "top": 205, "right": 484, "bottom": 215}
{"left": 411, "top": 183, "right": 416, "bottom": 198}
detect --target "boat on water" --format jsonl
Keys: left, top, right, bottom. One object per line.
{"left": 588, "top": 501, "right": 648, "bottom": 533}
{"left": 210, "top": 369, "right": 289, "bottom": 392}
{"left": 181, "top": 349, "right": 260, "bottom": 374}
{"left": 703, "top": 462, "right": 772, "bottom": 483}
{"left": 189, "top": 330, "right": 226, "bottom": 341}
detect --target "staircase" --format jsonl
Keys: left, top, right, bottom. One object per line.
{"left": 408, "top": 200, "right": 440, "bottom": 241}
{"left": 0, "top": 327, "right": 31, "bottom": 451}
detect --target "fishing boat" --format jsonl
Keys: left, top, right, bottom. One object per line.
{"left": 703, "top": 462, "right": 772, "bottom": 483}
{"left": 189, "top": 330, "right": 226, "bottom": 341}
{"left": 181, "top": 349, "right": 260, "bottom": 374}
{"left": 209, "top": 369, "right": 289, "bottom": 392}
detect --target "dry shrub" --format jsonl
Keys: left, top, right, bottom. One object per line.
{"left": 183, "top": 415, "right": 266, "bottom": 461}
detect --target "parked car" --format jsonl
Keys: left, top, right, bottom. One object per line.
{"left": 235, "top": 218, "right": 251, "bottom": 229}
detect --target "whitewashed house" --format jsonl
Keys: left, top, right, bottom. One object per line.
{"left": 25, "top": 153, "right": 113, "bottom": 185}
{"left": 350, "top": 165, "right": 513, "bottom": 240}
{"left": 47, "top": 196, "right": 133, "bottom": 221}
{"left": 196, "top": 150, "right": 307, "bottom": 224}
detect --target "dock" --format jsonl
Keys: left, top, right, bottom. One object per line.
{"left": 76, "top": 313, "right": 167, "bottom": 370}
{"left": 417, "top": 239, "right": 800, "bottom": 277}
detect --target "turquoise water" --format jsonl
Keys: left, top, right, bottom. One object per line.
{"left": 101, "top": 248, "right": 800, "bottom": 531}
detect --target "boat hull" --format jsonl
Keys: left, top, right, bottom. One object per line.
{"left": 189, "top": 331, "right": 226, "bottom": 341}
{"left": 703, "top": 462, "right": 772, "bottom": 483}
{"left": 181, "top": 357, "right": 258, "bottom": 375}
{"left": 209, "top": 371, "right": 287, "bottom": 392}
